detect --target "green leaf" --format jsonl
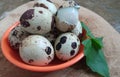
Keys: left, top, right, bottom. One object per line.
{"left": 82, "top": 39, "right": 110, "bottom": 77}
{"left": 81, "top": 22, "right": 103, "bottom": 48}
{"left": 81, "top": 22, "right": 94, "bottom": 38}
{"left": 91, "top": 37, "right": 103, "bottom": 49}
{"left": 81, "top": 22, "right": 110, "bottom": 77}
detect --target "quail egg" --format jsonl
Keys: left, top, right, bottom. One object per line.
{"left": 20, "top": 7, "right": 53, "bottom": 34}
{"left": 8, "top": 25, "right": 30, "bottom": 50}
{"left": 54, "top": 33, "right": 80, "bottom": 61}
{"left": 19, "top": 35, "right": 54, "bottom": 66}
{"left": 55, "top": 6, "right": 79, "bottom": 32}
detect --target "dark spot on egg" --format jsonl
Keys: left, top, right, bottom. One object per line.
{"left": 39, "top": 11, "right": 43, "bottom": 14}
{"left": 56, "top": 43, "right": 61, "bottom": 50}
{"left": 45, "top": 63, "right": 48, "bottom": 65}
{"left": 40, "top": 4, "right": 48, "bottom": 9}
{"left": 37, "top": 26, "right": 41, "bottom": 30}
{"left": 20, "top": 9, "right": 34, "bottom": 21}
{"left": 60, "top": 36, "right": 67, "bottom": 44}
{"left": 55, "top": 11, "right": 58, "bottom": 16}
{"left": 28, "top": 59, "right": 34, "bottom": 63}
{"left": 15, "top": 42, "right": 20, "bottom": 48}
{"left": 51, "top": 16, "right": 55, "bottom": 29}
{"left": 10, "top": 42, "right": 20, "bottom": 50}
{"left": 78, "top": 33, "right": 82, "bottom": 39}
{"left": 47, "top": 56, "right": 52, "bottom": 60}
{"left": 71, "top": 42, "right": 77, "bottom": 49}
{"left": 74, "top": 3, "right": 79, "bottom": 6}
{"left": 21, "top": 21, "right": 30, "bottom": 28}
{"left": 68, "top": 25, "right": 75, "bottom": 31}
{"left": 19, "top": 31, "right": 24, "bottom": 38}
{"left": 45, "top": 47, "right": 51, "bottom": 55}
{"left": 19, "top": 31, "right": 28, "bottom": 40}
{"left": 46, "top": 0, "right": 52, "bottom": 3}
{"left": 33, "top": 3, "right": 39, "bottom": 7}
{"left": 59, "top": 6, "right": 63, "bottom": 9}
{"left": 70, "top": 50, "right": 75, "bottom": 56}
{"left": 12, "top": 30, "right": 18, "bottom": 36}
{"left": 34, "top": 3, "right": 48, "bottom": 9}
{"left": 50, "top": 40, "right": 55, "bottom": 46}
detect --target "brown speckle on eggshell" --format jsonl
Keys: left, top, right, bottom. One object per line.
{"left": 37, "top": 26, "right": 41, "bottom": 30}
{"left": 70, "top": 50, "right": 75, "bottom": 56}
{"left": 28, "top": 59, "right": 34, "bottom": 63}
{"left": 34, "top": 3, "right": 48, "bottom": 9}
{"left": 47, "top": 56, "right": 52, "bottom": 60}
{"left": 39, "top": 11, "right": 43, "bottom": 14}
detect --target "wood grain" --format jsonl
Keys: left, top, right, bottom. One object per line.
{"left": 0, "top": 0, "right": 120, "bottom": 77}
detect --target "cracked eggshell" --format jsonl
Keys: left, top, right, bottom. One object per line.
{"left": 20, "top": 7, "right": 53, "bottom": 35}
{"left": 54, "top": 33, "right": 80, "bottom": 61}
{"left": 72, "top": 21, "right": 82, "bottom": 38}
{"left": 8, "top": 25, "right": 30, "bottom": 50}
{"left": 19, "top": 35, "right": 54, "bottom": 66}
{"left": 34, "top": 0, "right": 57, "bottom": 14}
{"left": 56, "top": 7, "right": 79, "bottom": 32}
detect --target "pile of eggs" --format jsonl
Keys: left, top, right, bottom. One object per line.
{"left": 8, "top": 0, "right": 83, "bottom": 66}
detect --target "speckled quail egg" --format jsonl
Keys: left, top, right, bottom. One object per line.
{"left": 55, "top": 6, "right": 79, "bottom": 32}
{"left": 8, "top": 25, "right": 30, "bottom": 50}
{"left": 20, "top": 7, "right": 53, "bottom": 35}
{"left": 72, "top": 21, "right": 82, "bottom": 38}
{"left": 34, "top": 0, "right": 57, "bottom": 14}
{"left": 19, "top": 35, "right": 54, "bottom": 66}
{"left": 54, "top": 33, "right": 80, "bottom": 61}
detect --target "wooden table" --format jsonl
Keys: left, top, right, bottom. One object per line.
{"left": 0, "top": 0, "right": 120, "bottom": 77}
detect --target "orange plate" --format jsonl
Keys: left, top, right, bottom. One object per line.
{"left": 1, "top": 22, "right": 84, "bottom": 72}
